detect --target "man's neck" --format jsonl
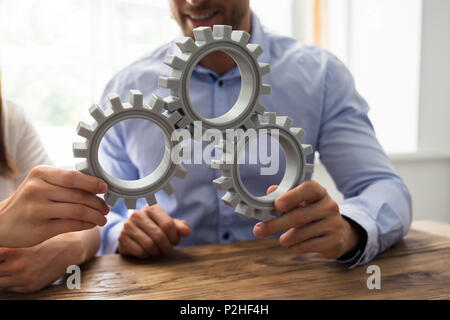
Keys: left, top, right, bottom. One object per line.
{"left": 198, "top": 11, "right": 252, "bottom": 76}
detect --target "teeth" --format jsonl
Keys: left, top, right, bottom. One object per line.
{"left": 189, "top": 12, "right": 215, "bottom": 20}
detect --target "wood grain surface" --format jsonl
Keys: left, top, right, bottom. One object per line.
{"left": 1, "top": 223, "right": 449, "bottom": 300}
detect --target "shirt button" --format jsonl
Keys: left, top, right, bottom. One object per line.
{"left": 218, "top": 80, "right": 224, "bottom": 87}
{"left": 222, "top": 232, "right": 230, "bottom": 240}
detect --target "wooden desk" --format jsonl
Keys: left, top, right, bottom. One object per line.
{"left": 1, "top": 221, "right": 449, "bottom": 300}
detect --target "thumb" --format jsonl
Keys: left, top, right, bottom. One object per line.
{"left": 174, "top": 219, "right": 191, "bottom": 237}
{"left": 266, "top": 185, "right": 278, "bottom": 195}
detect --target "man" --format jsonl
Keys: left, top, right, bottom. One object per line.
{"left": 98, "top": 0, "right": 411, "bottom": 268}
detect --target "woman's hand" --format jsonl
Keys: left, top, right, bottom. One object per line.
{"left": 0, "top": 165, "right": 109, "bottom": 248}
{"left": 0, "top": 228, "right": 100, "bottom": 293}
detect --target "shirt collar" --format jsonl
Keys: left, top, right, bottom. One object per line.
{"left": 168, "top": 12, "right": 271, "bottom": 81}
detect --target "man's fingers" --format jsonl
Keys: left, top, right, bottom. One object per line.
{"left": 118, "top": 235, "right": 148, "bottom": 259}
{"left": 123, "top": 221, "right": 161, "bottom": 257}
{"left": 266, "top": 185, "right": 278, "bottom": 195}
{"left": 279, "top": 219, "right": 331, "bottom": 248}
{"left": 174, "top": 219, "right": 191, "bottom": 238}
{"left": 145, "top": 206, "right": 179, "bottom": 245}
{"left": 274, "top": 180, "right": 326, "bottom": 212}
{"left": 35, "top": 166, "right": 107, "bottom": 194}
{"left": 48, "top": 185, "right": 109, "bottom": 215}
{"left": 290, "top": 235, "right": 331, "bottom": 255}
{"left": 48, "top": 203, "right": 107, "bottom": 226}
{"left": 134, "top": 214, "right": 173, "bottom": 255}
{"left": 254, "top": 200, "right": 329, "bottom": 239}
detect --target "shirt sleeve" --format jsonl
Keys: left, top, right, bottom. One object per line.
{"left": 9, "top": 103, "right": 53, "bottom": 188}
{"left": 317, "top": 55, "right": 412, "bottom": 268}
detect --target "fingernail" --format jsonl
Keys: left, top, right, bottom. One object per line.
{"left": 254, "top": 223, "right": 263, "bottom": 237}
{"left": 276, "top": 199, "right": 287, "bottom": 212}
{"left": 99, "top": 182, "right": 107, "bottom": 193}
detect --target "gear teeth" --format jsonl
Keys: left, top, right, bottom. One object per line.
{"left": 175, "top": 114, "right": 192, "bottom": 129}
{"left": 255, "top": 103, "right": 266, "bottom": 115}
{"left": 162, "top": 183, "right": 174, "bottom": 195}
{"left": 176, "top": 37, "right": 199, "bottom": 53}
{"left": 89, "top": 104, "right": 106, "bottom": 123}
{"left": 231, "top": 30, "right": 250, "bottom": 45}
{"left": 270, "top": 211, "right": 283, "bottom": 218}
{"left": 77, "top": 122, "right": 94, "bottom": 139}
{"left": 261, "top": 84, "right": 272, "bottom": 95}
{"left": 304, "top": 164, "right": 314, "bottom": 174}
{"left": 262, "top": 112, "right": 276, "bottom": 125}
{"left": 259, "top": 210, "right": 272, "bottom": 221}
{"left": 108, "top": 93, "right": 123, "bottom": 113}
{"left": 243, "top": 119, "right": 255, "bottom": 129}
{"left": 259, "top": 62, "right": 270, "bottom": 76}
{"left": 149, "top": 94, "right": 165, "bottom": 113}
{"left": 213, "top": 176, "right": 233, "bottom": 190}
{"left": 130, "top": 90, "right": 143, "bottom": 109}
{"left": 174, "top": 165, "right": 187, "bottom": 179}
{"left": 221, "top": 192, "right": 240, "bottom": 207}
{"left": 75, "top": 161, "right": 93, "bottom": 175}
{"left": 235, "top": 203, "right": 254, "bottom": 217}
{"left": 167, "top": 111, "right": 183, "bottom": 127}
{"left": 302, "top": 144, "right": 314, "bottom": 156}
{"left": 104, "top": 192, "right": 119, "bottom": 207}
{"left": 213, "top": 25, "right": 232, "bottom": 39}
{"left": 290, "top": 127, "right": 306, "bottom": 141}
{"left": 163, "top": 55, "right": 187, "bottom": 70}
{"left": 211, "top": 160, "right": 232, "bottom": 171}
{"left": 194, "top": 26, "right": 214, "bottom": 43}
{"left": 164, "top": 96, "right": 181, "bottom": 112}
{"left": 145, "top": 194, "right": 157, "bottom": 206}
{"left": 158, "top": 77, "right": 180, "bottom": 90}
{"left": 73, "top": 142, "right": 88, "bottom": 158}
{"left": 276, "top": 116, "right": 293, "bottom": 129}
{"left": 125, "top": 198, "right": 137, "bottom": 209}
{"left": 247, "top": 43, "right": 263, "bottom": 59}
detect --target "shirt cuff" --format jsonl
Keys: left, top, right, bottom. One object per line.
{"left": 97, "top": 215, "right": 126, "bottom": 256}
{"left": 338, "top": 203, "right": 379, "bottom": 269}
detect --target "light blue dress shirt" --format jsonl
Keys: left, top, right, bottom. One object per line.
{"left": 97, "top": 14, "right": 412, "bottom": 268}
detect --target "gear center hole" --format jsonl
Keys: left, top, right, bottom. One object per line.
{"left": 98, "top": 119, "right": 168, "bottom": 188}
{"left": 238, "top": 134, "right": 286, "bottom": 198}
{"left": 189, "top": 50, "right": 242, "bottom": 120}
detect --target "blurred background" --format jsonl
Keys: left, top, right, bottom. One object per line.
{"left": 0, "top": 0, "right": 448, "bottom": 222}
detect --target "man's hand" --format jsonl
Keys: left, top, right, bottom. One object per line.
{"left": 253, "top": 181, "right": 362, "bottom": 259}
{"left": 118, "top": 205, "right": 190, "bottom": 259}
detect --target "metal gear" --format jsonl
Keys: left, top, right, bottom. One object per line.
{"left": 73, "top": 90, "right": 187, "bottom": 209}
{"left": 211, "top": 112, "right": 314, "bottom": 221}
{"left": 159, "top": 25, "right": 271, "bottom": 132}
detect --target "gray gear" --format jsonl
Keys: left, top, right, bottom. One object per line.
{"left": 159, "top": 25, "right": 271, "bottom": 132}
{"left": 73, "top": 90, "right": 187, "bottom": 209}
{"left": 211, "top": 112, "right": 314, "bottom": 221}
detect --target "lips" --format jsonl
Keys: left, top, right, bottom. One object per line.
{"left": 184, "top": 10, "right": 220, "bottom": 28}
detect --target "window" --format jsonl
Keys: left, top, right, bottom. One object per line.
{"left": 0, "top": 0, "right": 421, "bottom": 167}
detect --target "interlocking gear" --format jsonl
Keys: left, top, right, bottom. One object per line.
{"left": 159, "top": 25, "right": 271, "bottom": 132}
{"left": 73, "top": 90, "right": 187, "bottom": 209}
{"left": 73, "top": 25, "right": 314, "bottom": 220}
{"left": 211, "top": 112, "right": 314, "bottom": 221}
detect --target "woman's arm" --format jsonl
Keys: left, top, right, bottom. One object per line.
{"left": 0, "top": 227, "right": 100, "bottom": 293}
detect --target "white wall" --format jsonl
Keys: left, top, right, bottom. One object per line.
{"left": 315, "top": 0, "right": 450, "bottom": 223}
